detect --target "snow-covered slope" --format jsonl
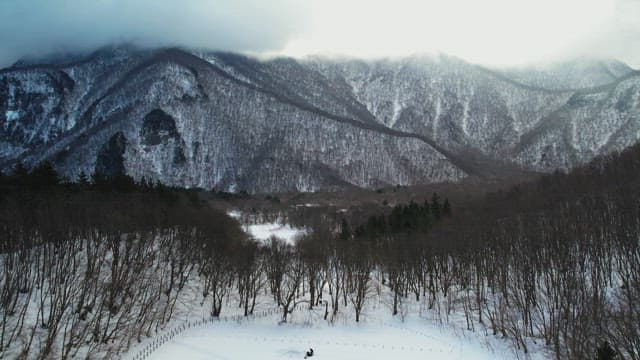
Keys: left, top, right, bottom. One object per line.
{"left": 494, "top": 58, "right": 635, "bottom": 90}
{"left": 1, "top": 47, "right": 638, "bottom": 192}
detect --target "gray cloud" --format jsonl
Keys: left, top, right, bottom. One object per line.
{"left": 0, "top": 0, "right": 309, "bottom": 68}
{"left": 561, "top": 0, "right": 640, "bottom": 68}
{"left": 604, "top": 0, "right": 640, "bottom": 68}
{"left": 0, "top": 0, "right": 638, "bottom": 69}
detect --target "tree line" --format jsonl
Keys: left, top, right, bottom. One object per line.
{"left": 1, "top": 160, "right": 171, "bottom": 192}
{"left": 0, "top": 159, "right": 458, "bottom": 358}
{"left": 256, "top": 144, "right": 640, "bottom": 360}
{"left": 0, "top": 173, "right": 247, "bottom": 358}
{"left": 2, "top": 140, "right": 640, "bottom": 360}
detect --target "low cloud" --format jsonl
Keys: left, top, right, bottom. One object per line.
{"left": 0, "top": 0, "right": 638, "bottom": 69}
{"left": 0, "top": 0, "right": 308, "bottom": 68}
{"left": 583, "top": 0, "right": 640, "bottom": 68}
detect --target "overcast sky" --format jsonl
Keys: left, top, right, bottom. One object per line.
{"left": 0, "top": 0, "right": 638, "bottom": 69}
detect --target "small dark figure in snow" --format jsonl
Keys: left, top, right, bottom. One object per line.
{"left": 304, "top": 348, "right": 314, "bottom": 359}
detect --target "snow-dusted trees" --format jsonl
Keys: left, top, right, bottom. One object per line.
{"left": 263, "top": 237, "right": 306, "bottom": 323}
{"left": 0, "top": 184, "right": 246, "bottom": 359}
{"left": 2, "top": 141, "right": 640, "bottom": 360}
{"left": 264, "top": 236, "right": 289, "bottom": 307}
{"left": 0, "top": 214, "right": 35, "bottom": 356}
{"left": 200, "top": 243, "right": 235, "bottom": 318}
{"left": 405, "top": 144, "right": 640, "bottom": 359}
{"left": 272, "top": 142, "right": 640, "bottom": 359}
{"left": 279, "top": 247, "right": 305, "bottom": 323}
{"left": 236, "top": 240, "right": 265, "bottom": 316}
{"left": 344, "top": 241, "right": 373, "bottom": 323}
{"left": 198, "top": 213, "right": 246, "bottom": 318}
{"left": 298, "top": 231, "right": 329, "bottom": 310}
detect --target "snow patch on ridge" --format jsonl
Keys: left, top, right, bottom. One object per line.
{"left": 5, "top": 110, "right": 20, "bottom": 122}
{"left": 391, "top": 88, "right": 402, "bottom": 127}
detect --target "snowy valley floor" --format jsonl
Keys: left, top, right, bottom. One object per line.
{"left": 146, "top": 309, "right": 546, "bottom": 360}
{"left": 125, "top": 214, "right": 550, "bottom": 360}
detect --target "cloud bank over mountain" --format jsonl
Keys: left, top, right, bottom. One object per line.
{"left": 0, "top": 0, "right": 638, "bottom": 68}
{"left": 0, "top": 0, "right": 307, "bottom": 67}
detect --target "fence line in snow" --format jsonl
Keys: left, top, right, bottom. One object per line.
{"left": 123, "top": 308, "right": 448, "bottom": 360}
{"left": 124, "top": 308, "right": 281, "bottom": 360}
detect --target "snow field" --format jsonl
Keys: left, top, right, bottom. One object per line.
{"left": 228, "top": 210, "right": 307, "bottom": 244}
{"left": 244, "top": 222, "right": 305, "bottom": 244}
{"left": 147, "top": 308, "right": 526, "bottom": 360}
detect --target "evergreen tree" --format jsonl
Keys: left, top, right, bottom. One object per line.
{"left": 91, "top": 171, "right": 107, "bottom": 187}
{"left": 596, "top": 341, "right": 617, "bottom": 360}
{"left": 390, "top": 205, "right": 403, "bottom": 232}
{"left": 340, "top": 219, "right": 351, "bottom": 240}
{"left": 422, "top": 199, "right": 431, "bottom": 224}
{"left": 442, "top": 198, "right": 452, "bottom": 217}
{"left": 155, "top": 179, "right": 167, "bottom": 192}
{"left": 13, "top": 161, "right": 28, "bottom": 184}
{"left": 112, "top": 174, "right": 137, "bottom": 192}
{"left": 77, "top": 171, "right": 90, "bottom": 187}
{"left": 30, "top": 161, "right": 59, "bottom": 187}
{"left": 431, "top": 193, "right": 441, "bottom": 220}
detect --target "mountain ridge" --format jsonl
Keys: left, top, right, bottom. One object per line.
{"left": 1, "top": 46, "right": 638, "bottom": 192}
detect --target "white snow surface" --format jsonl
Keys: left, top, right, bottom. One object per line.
{"left": 5, "top": 110, "right": 20, "bottom": 122}
{"left": 229, "top": 210, "right": 307, "bottom": 244}
{"left": 148, "top": 307, "right": 541, "bottom": 360}
{"left": 244, "top": 222, "right": 306, "bottom": 244}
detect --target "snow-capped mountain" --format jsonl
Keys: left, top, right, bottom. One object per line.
{"left": 1, "top": 47, "right": 638, "bottom": 192}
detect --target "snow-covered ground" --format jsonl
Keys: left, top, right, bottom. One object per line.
{"left": 138, "top": 262, "right": 547, "bottom": 360}
{"left": 148, "top": 308, "right": 538, "bottom": 360}
{"left": 228, "top": 210, "right": 306, "bottom": 244}
{"left": 130, "top": 210, "right": 550, "bottom": 360}
{"left": 243, "top": 222, "right": 305, "bottom": 244}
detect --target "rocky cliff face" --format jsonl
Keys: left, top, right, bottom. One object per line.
{"left": 0, "top": 47, "right": 638, "bottom": 192}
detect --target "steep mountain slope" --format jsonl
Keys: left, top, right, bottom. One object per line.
{"left": 0, "top": 47, "right": 638, "bottom": 192}
{"left": 494, "top": 59, "right": 634, "bottom": 90}
{"left": 307, "top": 55, "right": 640, "bottom": 171}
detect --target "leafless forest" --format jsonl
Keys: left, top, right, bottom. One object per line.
{"left": 2, "top": 143, "right": 640, "bottom": 359}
